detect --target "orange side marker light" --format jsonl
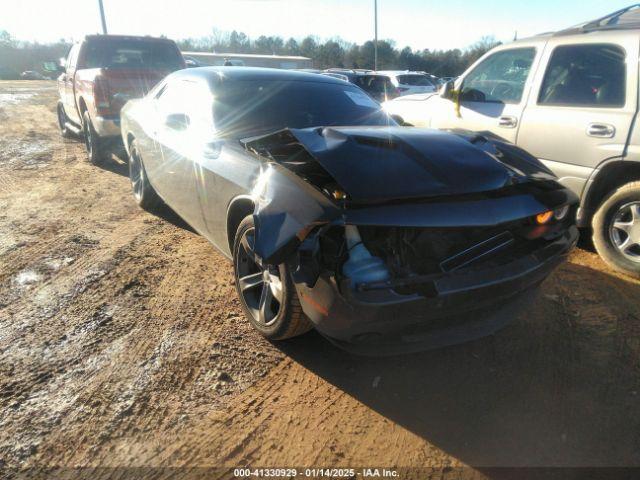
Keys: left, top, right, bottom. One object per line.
{"left": 536, "top": 210, "right": 553, "bottom": 224}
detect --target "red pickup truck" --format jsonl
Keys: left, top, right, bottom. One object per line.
{"left": 54, "top": 34, "right": 185, "bottom": 164}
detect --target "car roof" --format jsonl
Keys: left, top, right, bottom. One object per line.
{"left": 84, "top": 34, "right": 177, "bottom": 43}
{"left": 504, "top": 5, "right": 640, "bottom": 46}
{"left": 170, "top": 66, "right": 349, "bottom": 86}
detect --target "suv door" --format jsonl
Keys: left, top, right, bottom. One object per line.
{"left": 517, "top": 37, "right": 638, "bottom": 197}
{"left": 431, "top": 45, "right": 540, "bottom": 143}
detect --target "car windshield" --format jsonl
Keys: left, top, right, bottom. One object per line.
{"left": 397, "top": 74, "right": 434, "bottom": 86}
{"left": 214, "top": 79, "right": 394, "bottom": 138}
{"left": 83, "top": 39, "right": 183, "bottom": 70}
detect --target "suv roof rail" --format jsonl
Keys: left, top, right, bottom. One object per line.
{"left": 325, "top": 68, "right": 373, "bottom": 73}
{"left": 554, "top": 4, "right": 640, "bottom": 35}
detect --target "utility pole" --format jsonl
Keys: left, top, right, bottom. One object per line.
{"left": 98, "top": 0, "right": 108, "bottom": 34}
{"left": 374, "top": 0, "right": 378, "bottom": 71}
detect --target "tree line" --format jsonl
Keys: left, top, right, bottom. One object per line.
{"left": 178, "top": 30, "right": 500, "bottom": 76}
{"left": 0, "top": 28, "right": 499, "bottom": 79}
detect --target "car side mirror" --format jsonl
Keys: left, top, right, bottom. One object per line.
{"left": 165, "top": 113, "right": 190, "bottom": 131}
{"left": 390, "top": 114, "right": 412, "bottom": 127}
{"left": 439, "top": 80, "right": 454, "bottom": 100}
{"left": 203, "top": 140, "right": 223, "bottom": 159}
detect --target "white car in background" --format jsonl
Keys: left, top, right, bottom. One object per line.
{"left": 376, "top": 71, "right": 438, "bottom": 96}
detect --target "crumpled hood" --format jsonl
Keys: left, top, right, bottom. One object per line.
{"left": 261, "top": 126, "right": 552, "bottom": 203}
{"left": 242, "top": 126, "right": 566, "bottom": 264}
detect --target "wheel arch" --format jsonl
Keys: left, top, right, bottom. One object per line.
{"left": 581, "top": 159, "right": 640, "bottom": 226}
{"left": 78, "top": 96, "right": 88, "bottom": 115}
{"left": 226, "top": 195, "right": 256, "bottom": 255}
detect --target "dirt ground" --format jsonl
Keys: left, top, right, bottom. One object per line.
{"left": 0, "top": 81, "right": 639, "bottom": 479}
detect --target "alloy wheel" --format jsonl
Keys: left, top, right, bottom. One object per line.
{"left": 130, "top": 149, "right": 144, "bottom": 202}
{"left": 236, "top": 228, "right": 284, "bottom": 326}
{"left": 610, "top": 201, "right": 640, "bottom": 263}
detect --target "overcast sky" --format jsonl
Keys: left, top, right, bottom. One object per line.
{"left": 2, "top": 0, "right": 633, "bottom": 50}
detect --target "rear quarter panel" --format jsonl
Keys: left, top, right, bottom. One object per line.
{"left": 73, "top": 68, "right": 102, "bottom": 120}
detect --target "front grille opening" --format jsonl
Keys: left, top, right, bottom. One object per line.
{"left": 354, "top": 222, "right": 554, "bottom": 295}
{"left": 358, "top": 225, "right": 523, "bottom": 278}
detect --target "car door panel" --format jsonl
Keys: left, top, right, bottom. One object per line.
{"left": 146, "top": 80, "right": 209, "bottom": 232}
{"left": 196, "top": 142, "right": 261, "bottom": 250}
{"left": 448, "top": 45, "right": 541, "bottom": 143}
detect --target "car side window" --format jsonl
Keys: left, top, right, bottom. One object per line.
{"left": 156, "top": 80, "right": 213, "bottom": 134}
{"left": 460, "top": 48, "right": 536, "bottom": 104}
{"left": 538, "top": 44, "right": 626, "bottom": 108}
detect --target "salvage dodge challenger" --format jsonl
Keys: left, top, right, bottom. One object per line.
{"left": 120, "top": 67, "right": 578, "bottom": 354}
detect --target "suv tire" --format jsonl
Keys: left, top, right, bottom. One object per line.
{"left": 592, "top": 181, "right": 640, "bottom": 278}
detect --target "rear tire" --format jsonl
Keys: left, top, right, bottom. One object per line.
{"left": 128, "top": 139, "right": 161, "bottom": 211}
{"left": 233, "top": 215, "right": 312, "bottom": 340}
{"left": 57, "top": 102, "right": 73, "bottom": 138}
{"left": 82, "top": 111, "right": 107, "bottom": 165}
{"left": 592, "top": 181, "right": 640, "bottom": 279}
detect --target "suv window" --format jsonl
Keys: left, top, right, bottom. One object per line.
{"left": 356, "top": 75, "right": 393, "bottom": 99}
{"left": 538, "top": 44, "right": 626, "bottom": 108}
{"left": 461, "top": 48, "right": 536, "bottom": 104}
{"left": 82, "top": 39, "right": 183, "bottom": 71}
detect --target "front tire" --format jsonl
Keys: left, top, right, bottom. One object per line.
{"left": 233, "top": 215, "right": 312, "bottom": 340}
{"left": 592, "top": 181, "right": 640, "bottom": 278}
{"left": 128, "top": 139, "right": 161, "bottom": 211}
{"left": 82, "top": 111, "right": 107, "bottom": 165}
{"left": 57, "top": 102, "right": 73, "bottom": 139}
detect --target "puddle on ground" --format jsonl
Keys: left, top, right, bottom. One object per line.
{"left": 0, "top": 138, "right": 51, "bottom": 170}
{"left": 45, "top": 257, "right": 75, "bottom": 271}
{"left": 0, "top": 93, "right": 36, "bottom": 106}
{"left": 14, "top": 270, "right": 43, "bottom": 287}
{"left": 11, "top": 257, "right": 75, "bottom": 290}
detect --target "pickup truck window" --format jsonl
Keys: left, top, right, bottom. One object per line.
{"left": 460, "top": 48, "right": 535, "bottom": 104}
{"left": 82, "top": 39, "right": 183, "bottom": 71}
{"left": 66, "top": 44, "right": 80, "bottom": 71}
{"left": 538, "top": 44, "right": 626, "bottom": 108}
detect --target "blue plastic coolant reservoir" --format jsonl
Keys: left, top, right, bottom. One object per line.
{"left": 342, "top": 225, "right": 390, "bottom": 287}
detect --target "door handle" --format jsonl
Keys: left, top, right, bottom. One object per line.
{"left": 498, "top": 115, "right": 518, "bottom": 128}
{"left": 587, "top": 123, "right": 615, "bottom": 138}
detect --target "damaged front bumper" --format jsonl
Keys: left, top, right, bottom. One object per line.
{"left": 291, "top": 226, "right": 578, "bottom": 355}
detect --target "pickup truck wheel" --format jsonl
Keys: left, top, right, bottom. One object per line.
{"left": 233, "top": 215, "right": 313, "bottom": 340}
{"left": 592, "top": 181, "right": 640, "bottom": 279}
{"left": 128, "top": 139, "right": 161, "bottom": 211}
{"left": 82, "top": 111, "right": 106, "bottom": 165}
{"left": 57, "top": 102, "right": 73, "bottom": 139}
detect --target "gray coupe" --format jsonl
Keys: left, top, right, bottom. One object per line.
{"left": 120, "top": 67, "right": 578, "bottom": 354}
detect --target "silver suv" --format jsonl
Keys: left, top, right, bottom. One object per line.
{"left": 384, "top": 5, "right": 640, "bottom": 278}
